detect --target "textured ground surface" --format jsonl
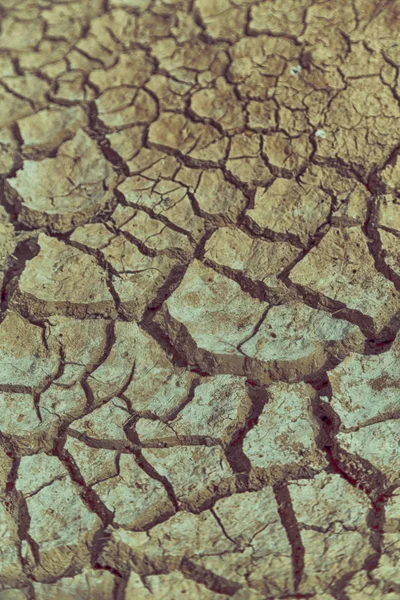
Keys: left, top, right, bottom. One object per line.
{"left": 0, "top": 0, "right": 400, "bottom": 598}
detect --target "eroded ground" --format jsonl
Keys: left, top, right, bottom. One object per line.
{"left": 0, "top": 0, "right": 400, "bottom": 598}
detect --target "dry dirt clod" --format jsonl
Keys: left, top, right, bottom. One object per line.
{"left": 1, "top": 0, "right": 400, "bottom": 598}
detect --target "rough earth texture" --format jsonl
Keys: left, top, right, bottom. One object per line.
{"left": 0, "top": 0, "right": 400, "bottom": 599}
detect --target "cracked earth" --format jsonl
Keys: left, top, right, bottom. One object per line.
{"left": 1, "top": 0, "right": 400, "bottom": 598}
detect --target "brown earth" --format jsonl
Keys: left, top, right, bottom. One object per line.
{"left": 0, "top": 0, "right": 400, "bottom": 598}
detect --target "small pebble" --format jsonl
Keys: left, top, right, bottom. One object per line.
{"left": 290, "top": 64, "right": 302, "bottom": 76}
{"left": 315, "top": 128, "right": 327, "bottom": 139}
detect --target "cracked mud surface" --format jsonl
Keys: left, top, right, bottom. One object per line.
{"left": 1, "top": 0, "right": 400, "bottom": 598}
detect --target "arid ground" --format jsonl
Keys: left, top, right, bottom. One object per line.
{"left": 0, "top": 0, "right": 400, "bottom": 598}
